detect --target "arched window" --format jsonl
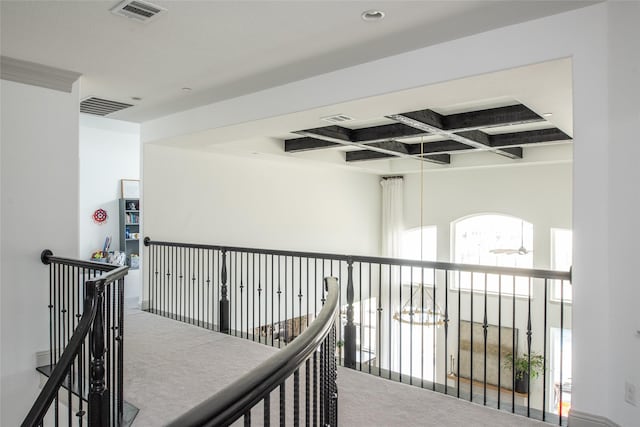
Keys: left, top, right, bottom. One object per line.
{"left": 453, "top": 214, "right": 533, "bottom": 295}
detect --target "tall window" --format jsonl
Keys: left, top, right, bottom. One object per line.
{"left": 401, "top": 226, "right": 437, "bottom": 285}
{"left": 551, "top": 228, "right": 573, "bottom": 302}
{"left": 453, "top": 214, "right": 533, "bottom": 295}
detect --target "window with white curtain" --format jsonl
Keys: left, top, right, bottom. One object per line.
{"left": 551, "top": 228, "right": 573, "bottom": 302}
{"left": 401, "top": 226, "right": 437, "bottom": 285}
{"left": 452, "top": 214, "right": 533, "bottom": 296}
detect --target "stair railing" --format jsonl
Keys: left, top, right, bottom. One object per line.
{"left": 144, "top": 237, "right": 572, "bottom": 425}
{"left": 167, "top": 277, "right": 339, "bottom": 427}
{"left": 22, "top": 251, "right": 128, "bottom": 427}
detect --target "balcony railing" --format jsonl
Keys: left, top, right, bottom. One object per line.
{"left": 22, "top": 251, "right": 129, "bottom": 427}
{"left": 144, "top": 237, "right": 572, "bottom": 425}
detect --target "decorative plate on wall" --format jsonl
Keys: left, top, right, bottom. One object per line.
{"left": 93, "top": 208, "right": 108, "bottom": 224}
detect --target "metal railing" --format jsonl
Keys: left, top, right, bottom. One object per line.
{"left": 22, "top": 251, "right": 129, "bottom": 427}
{"left": 144, "top": 238, "right": 572, "bottom": 424}
{"left": 167, "top": 277, "right": 339, "bottom": 427}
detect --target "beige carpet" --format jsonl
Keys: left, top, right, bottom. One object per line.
{"left": 124, "top": 310, "right": 545, "bottom": 426}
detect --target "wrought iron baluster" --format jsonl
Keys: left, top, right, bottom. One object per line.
{"left": 527, "top": 277, "right": 533, "bottom": 418}
{"left": 264, "top": 394, "right": 270, "bottom": 427}
{"left": 88, "top": 280, "right": 110, "bottom": 427}
{"left": 344, "top": 259, "right": 356, "bottom": 368}
{"left": 220, "top": 250, "right": 229, "bottom": 333}
{"left": 483, "top": 273, "right": 488, "bottom": 405}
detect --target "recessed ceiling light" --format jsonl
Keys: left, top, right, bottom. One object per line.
{"left": 543, "top": 112, "right": 553, "bottom": 117}
{"left": 182, "top": 87, "right": 192, "bottom": 92}
{"left": 361, "top": 10, "right": 385, "bottom": 22}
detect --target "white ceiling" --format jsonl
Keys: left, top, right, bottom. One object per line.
{"left": 0, "top": 0, "right": 596, "bottom": 123}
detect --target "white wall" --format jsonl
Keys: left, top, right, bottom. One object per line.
{"left": 141, "top": 4, "right": 640, "bottom": 424}
{"left": 607, "top": 2, "right": 640, "bottom": 422}
{"left": 143, "top": 144, "right": 380, "bottom": 257}
{"left": 403, "top": 163, "right": 572, "bottom": 268}
{"left": 79, "top": 115, "right": 141, "bottom": 304}
{"left": 0, "top": 79, "right": 79, "bottom": 425}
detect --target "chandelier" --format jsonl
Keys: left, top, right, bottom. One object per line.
{"left": 392, "top": 284, "right": 445, "bottom": 327}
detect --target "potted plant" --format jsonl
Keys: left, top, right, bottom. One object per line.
{"left": 504, "top": 352, "right": 544, "bottom": 394}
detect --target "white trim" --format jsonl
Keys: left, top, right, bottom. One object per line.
{"left": 0, "top": 56, "right": 81, "bottom": 93}
{"left": 569, "top": 410, "right": 620, "bottom": 427}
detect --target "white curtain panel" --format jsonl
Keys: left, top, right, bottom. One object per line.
{"left": 380, "top": 177, "right": 404, "bottom": 257}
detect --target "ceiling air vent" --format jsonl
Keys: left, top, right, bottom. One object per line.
{"left": 80, "top": 97, "right": 133, "bottom": 116}
{"left": 321, "top": 114, "right": 355, "bottom": 124}
{"left": 110, "top": 0, "right": 166, "bottom": 23}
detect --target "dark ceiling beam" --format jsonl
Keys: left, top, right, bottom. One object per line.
{"left": 365, "top": 140, "right": 411, "bottom": 155}
{"left": 455, "top": 130, "right": 522, "bottom": 159}
{"left": 387, "top": 109, "right": 445, "bottom": 129}
{"left": 346, "top": 150, "right": 450, "bottom": 164}
{"left": 345, "top": 150, "right": 395, "bottom": 162}
{"left": 443, "top": 104, "right": 543, "bottom": 131}
{"left": 295, "top": 125, "right": 353, "bottom": 142}
{"left": 406, "top": 140, "right": 472, "bottom": 155}
{"left": 351, "top": 123, "right": 429, "bottom": 142}
{"left": 284, "top": 137, "right": 340, "bottom": 152}
{"left": 490, "top": 128, "right": 572, "bottom": 147}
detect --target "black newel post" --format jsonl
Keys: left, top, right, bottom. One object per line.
{"left": 88, "top": 280, "right": 110, "bottom": 427}
{"left": 344, "top": 259, "right": 357, "bottom": 369}
{"left": 220, "top": 250, "right": 230, "bottom": 333}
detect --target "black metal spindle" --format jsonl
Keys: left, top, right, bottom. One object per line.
{"left": 498, "top": 274, "right": 502, "bottom": 409}
{"left": 457, "top": 270, "right": 461, "bottom": 399}
{"left": 294, "top": 368, "right": 300, "bottom": 426}
{"left": 243, "top": 410, "right": 250, "bottom": 427}
{"left": 88, "top": 280, "right": 110, "bottom": 427}
{"left": 389, "top": 265, "right": 393, "bottom": 381}
{"left": 264, "top": 394, "right": 270, "bottom": 427}
{"left": 543, "top": 278, "right": 548, "bottom": 422}
{"left": 512, "top": 276, "right": 516, "bottom": 413}
{"left": 344, "top": 259, "right": 356, "bottom": 368}
{"left": 279, "top": 382, "right": 285, "bottom": 427}
{"left": 399, "top": 264, "right": 402, "bottom": 381}
{"left": 483, "top": 273, "right": 488, "bottom": 405}
{"left": 277, "top": 255, "right": 282, "bottom": 348}
{"left": 220, "top": 250, "right": 229, "bottom": 333}
{"left": 313, "top": 352, "right": 318, "bottom": 426}
{"left": 559, "top": 279, "right": 565, "bottom": 425}
{"left": 378, "top": 263, "right": 382, "bottom": 377}
{"left": 359, "top": 262, "right": 363, "bottom": 373}
{"left": 527, "top": 277, "right": 533, "bottom": 418}
{"left": 368, "top": 263, "right": 372, "bottom": 375}
{"left": 305, "top": 358, "right": 310, "bottom": 427}
{"left": 444, "top": 269, "right": 449, "bottom": 395}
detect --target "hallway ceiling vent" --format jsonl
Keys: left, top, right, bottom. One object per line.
{"left": 80, "top": 97, "right": 134, "bottom": 116}
{"left": 321, "top": 114, "right": 355, "bottom": 124}
{"left": 110, "top": 0, "right": 166, "bottom": 23}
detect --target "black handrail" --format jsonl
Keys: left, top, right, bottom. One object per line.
{"left": 144, "top": 237, "right": 571, "bottom": 281}
{"left": 22, "top": 251, "right": 129, "bottom": 427}
{"left": 22, "top": 284, "right": 100, "bottom": 426}
{"left": 167, "top": 277, "right": 340, "bottom": 427}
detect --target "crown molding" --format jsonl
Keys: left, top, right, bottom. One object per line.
{"left": 1, "top": 56, "right": 81, "bottom": 93}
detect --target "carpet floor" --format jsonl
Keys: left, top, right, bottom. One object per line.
{"left": 124, "top": 310, "right": 545, "bottom": 426}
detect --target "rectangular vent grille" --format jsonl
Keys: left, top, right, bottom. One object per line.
{"left": 80, "top": 97, "right": 133, "bottom": 116}
{"left": 111, "top": 0, "right": 166, "bottom": 23}
{"left": 321, "top": 114, "right": 354, "bottom": 124}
